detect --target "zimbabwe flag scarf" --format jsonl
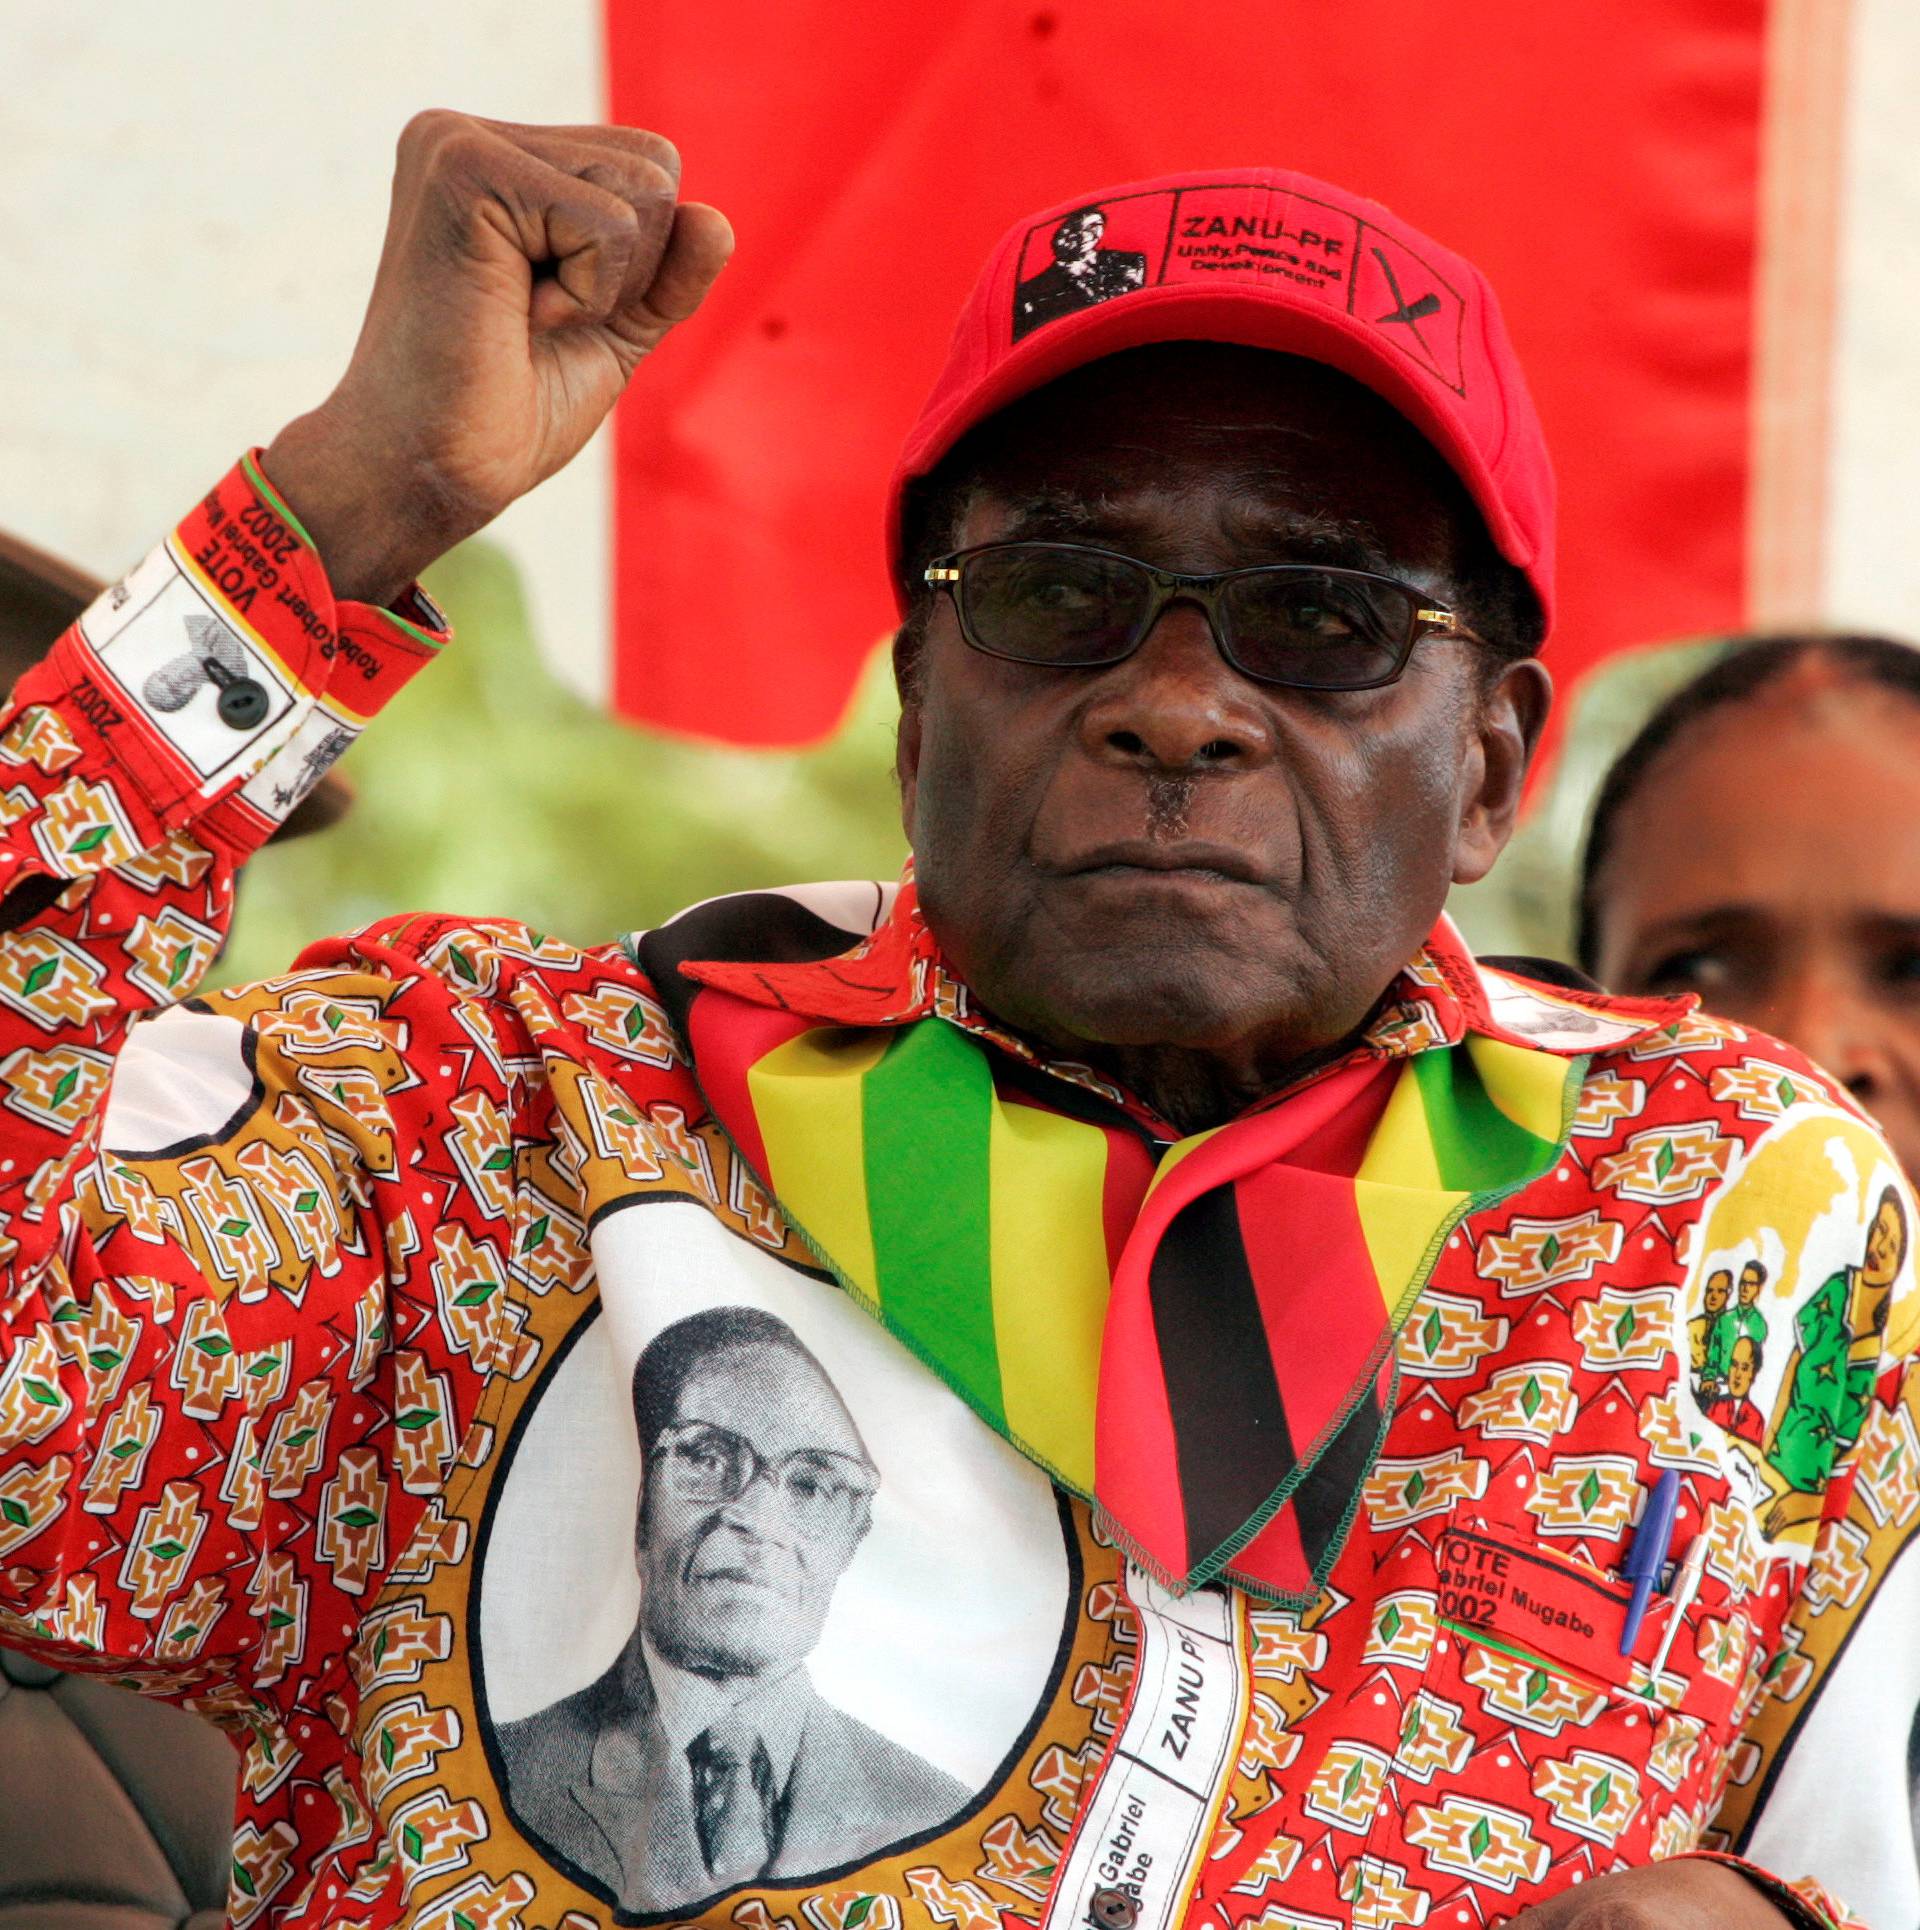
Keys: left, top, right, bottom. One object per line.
{"left": 636, "top": 884, "right": 1586, "bottom": 1604}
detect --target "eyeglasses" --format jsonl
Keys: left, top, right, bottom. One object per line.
{"left": 924, "top": 541, "right": 1475, "bottom": 692}
{"left": 649, "top": 1419, "right": 879, "bottom": 1538}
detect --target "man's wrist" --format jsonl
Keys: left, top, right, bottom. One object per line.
{"left": 1683, "top": 1854, "right": 1846, "bottom": 1930}
{"left": 261, "top": 409, "right": 456, "bottom": 609}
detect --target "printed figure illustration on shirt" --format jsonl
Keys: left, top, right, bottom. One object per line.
{"left": 1704, "top": 1328, "right": 1768, "bottom": 1445}
{"left": 1689, "top": 1267, "right": 1734, "bottom": 1402}
{"left": 1012, "top": 205, "right": 1148, "bottom": 339}
{"left": 1763, "top": 1184, "right": 1905, "bottom": 1532}
{"left": 1679, "top": 1102, "right": 1916, "bottom": 1548}
{"left": 496, "top": 1306, "right": 967, "bottom": 1912}
{"left": 1693, "top": 1259, "right": 1771, "bottom": 1408}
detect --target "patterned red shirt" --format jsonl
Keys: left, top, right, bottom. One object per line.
{"left": 0, "top": 462, "right": 1915, "bottom": 1930}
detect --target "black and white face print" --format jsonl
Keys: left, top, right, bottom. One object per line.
{"left": 475, "top": 1199, "right": 1079, "bottom": 1919}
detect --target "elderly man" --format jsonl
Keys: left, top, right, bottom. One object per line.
{"left": 0, "top": 114, "right": 1913, "bottom": 1930}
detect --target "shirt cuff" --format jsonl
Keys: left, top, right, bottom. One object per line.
{"left": 1683, "top": 1851, "right": 1863, "bottom": 1930}
{"left": 3, "top": 451, "right": 448, "bottom": 874}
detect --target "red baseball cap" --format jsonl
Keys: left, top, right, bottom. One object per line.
{"left": 887, "top": 167, "right": 1555, "bottom": 632}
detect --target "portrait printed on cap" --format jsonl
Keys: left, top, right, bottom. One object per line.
{"left": 473, "top": 1200, "right": 1077, "bottom": 1921}
{"left": 1012, "top": 204, "right": 1151, "bottom": 340}
{"left": 1007, "top": 183, "right": 1468, "bottom": 396}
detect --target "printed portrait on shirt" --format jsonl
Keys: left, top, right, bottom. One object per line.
{"left": 473, "top": 1199, "right": 1078, "bottom": 1922}
{"left": 1675, "top": 1101, "right": 1919, "bottom": 1553}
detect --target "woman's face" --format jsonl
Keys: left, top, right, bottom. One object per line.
{"left": 1591, "top": 673, "right": 1920, "bottom": 1179}
{"left": 1864, "top": 1193, "right": 1906, "bottom": 1288}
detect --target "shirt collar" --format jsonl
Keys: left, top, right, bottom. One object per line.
{"left": 674, "top": 874, "right": 1692, "bottom": 1127}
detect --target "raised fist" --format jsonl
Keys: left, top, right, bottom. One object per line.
{"left": 1504, "top": 1860, "right": 1792, "bottom": 1930}
{"left": 265, "top": 112, "right": 733, "bottom": 604}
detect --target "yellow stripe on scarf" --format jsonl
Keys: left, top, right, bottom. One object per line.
{"left": 1468, "top": 1033, "right": 1577, "bottom": 1142}
{"left": 988, "top": 1099, "right": 1109, "bottom": 1490}
{"left": 747, "top": 1027, "right": 890, "bottom": 1304}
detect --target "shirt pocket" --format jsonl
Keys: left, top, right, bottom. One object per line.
{"left": 1330, "top": 1506, "right": 1762, "bottom": 1917}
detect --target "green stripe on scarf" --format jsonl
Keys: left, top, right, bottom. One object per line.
{"left": 861, "top": 1022, "right": 1006, "bottom": 1431}
{"left": 1414, "top": 1042, "right": 1559, "bottom": 1192}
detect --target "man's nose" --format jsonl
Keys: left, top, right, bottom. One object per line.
{"left": 1075, "top": 600, "right": 1274, "bottom": 773}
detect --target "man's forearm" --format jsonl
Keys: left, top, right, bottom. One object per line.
{"left": 0, "top": 453, "right": 447, "bottom": 1261}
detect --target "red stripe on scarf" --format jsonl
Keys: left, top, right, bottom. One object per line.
{"left": 1102, "top": 1131, "right": 1156, "bottom": 1276}
{"left": 1232, "top": 1162, "right": 1390, "bottom": 1453}
{"left": 1095, "top": 1057, "right": 1387, "bottom": 1581}
{"left": 1229, "top": 1482, "right": 1314, "bottom": 1597}
{"left": 684, "top": 989, "right": 818, "bottom": 1183}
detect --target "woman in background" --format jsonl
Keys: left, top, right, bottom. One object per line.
{"left": 1578, "top": 629, "right": 1920, "bottom": 1890}
{"left": 1580, "top": 632, "right": 1920, "bottom": 1179}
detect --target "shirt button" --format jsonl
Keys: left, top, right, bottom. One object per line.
{"left": 216, "top": 679, "right": 269, "bottom": 729}
{"left": 1089, "top": 1888, "right": 1140, "bottom": 1930}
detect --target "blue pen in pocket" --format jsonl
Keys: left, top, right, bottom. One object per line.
{"left": 1619, "top": 1468, "right": 1680, "bottom": 1655}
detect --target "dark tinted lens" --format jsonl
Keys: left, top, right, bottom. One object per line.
{"left": 958, "top": 546, "right": 1148, "bottom": 664}
{"left": 1221, "top": 569, "right": 1414, "bottom": 689}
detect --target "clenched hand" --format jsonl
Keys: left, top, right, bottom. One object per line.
{"left": 265, "top": 112, "right": 733, "bottom": 604}
{"left": 1506, "top": 1859, "right": 1795, "bottom": 1929}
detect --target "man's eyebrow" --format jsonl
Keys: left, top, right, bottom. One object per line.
{"left": 982, "top": 489, "right": 1138, "bottom": 543}
{"left": 982, "top": 489, "right": 1397, "bottom": 572}
{"left": 1223, "top": 502, "right": 1394, "bottom": 571}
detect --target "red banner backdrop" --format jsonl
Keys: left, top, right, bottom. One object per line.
{"left": 608, "top": 2, "right": 1766, "bottom": 750}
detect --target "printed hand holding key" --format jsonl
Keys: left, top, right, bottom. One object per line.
{"left": 263, "top": 112, "right": 733, "bottom": 606}
{"left": 1504, "top": 1860, "right": 1793, "bottom": 1929}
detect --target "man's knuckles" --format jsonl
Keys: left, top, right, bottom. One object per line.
{"left": 396, "top": 106, "right": 507, "bottom": 184}
{"left": 477, "top": 116, "right": 681, "bottom": 186}
{"left": 565, "top": 123, "right": 680, "bottom": 187}
{"left": 573, "top": 156, "right": 679, "bottom": 233}
{"left": 614, "top": 125, "right": 679, "bottom": 183}
{"left": 394, "top": 116, "right": 679, "bottom": 293}
{"left": 1511, "top": 1862, "right": 1786, "bottom": 1930}
{"left": 397, "top": 110, "right": 679, "bottom": 193}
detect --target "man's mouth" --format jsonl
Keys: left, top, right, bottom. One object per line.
{"left": 1049, "top": 839, "right": 1267, "bottom": 886}
{"left": 687, "top": 1559, "right": 776, "bottom": 1592}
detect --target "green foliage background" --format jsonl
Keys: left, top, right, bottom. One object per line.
{"left": 213, "top": 538, "right": 1723, "bottom": 992}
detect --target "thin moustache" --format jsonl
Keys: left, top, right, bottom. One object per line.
{"left": 1048, "top": 840, "right": 1268, "bottom": 884}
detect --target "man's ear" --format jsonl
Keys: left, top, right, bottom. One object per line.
{"left": 1452, "top": 656, "right": 1552, "bottom": 886}
{"left": 891, "top": 625, "right": 923, "bottom": 841}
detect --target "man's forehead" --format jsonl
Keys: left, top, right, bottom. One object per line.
{"left": 678, "top": 1341, "right": 863, "bottom": 1447}
{"left": 966, "top": 481, "right": 1391, "bottom": 565}
{"left": 940, "top": 345, "right": 1473, "bottom": 574}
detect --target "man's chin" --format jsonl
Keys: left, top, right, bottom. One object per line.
{"left": 650, "top": 1610, "right": 782, "bottom": 1681}
{"left": 994, "top": 952, "right": 1297, "bottom": 1055}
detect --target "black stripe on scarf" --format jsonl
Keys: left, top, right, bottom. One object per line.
{"left": 1288, "top": 1381, "right": 1386, "bottom": 1577}
{"left": 1148, "top": 1183, "right": 1294, "bottom": 1576}
{"left": 633, "top": 891, "right": 875, "bottom": 1044}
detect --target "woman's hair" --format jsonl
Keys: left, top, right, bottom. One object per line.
{"left": 1575, "top": 632, "right": 1920, "bottom": 973}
